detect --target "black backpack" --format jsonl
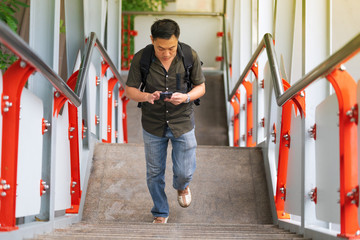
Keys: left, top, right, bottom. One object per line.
{"left": 137, "top": 42, "right": 200, "bottom": 108}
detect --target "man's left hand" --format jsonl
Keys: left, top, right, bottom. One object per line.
{"left": 164, "top": 92, "right": 187, "bottom": 105}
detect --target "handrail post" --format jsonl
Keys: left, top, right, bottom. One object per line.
{"left": 230, "top": 90, "right": 241, "bottom": 147}
{"left": 65, "top": 71, "right": 82, "bottom": 214}
{"left": 0, "top": 60, "right": 35, "bottom": 231}
{"left": 274, "top": 79, "right": 292, "bottom": 220}
{"left": 119, "top": 87, "right": 129, "bottom": 143}
{"left": 325, "top": 68, "right": 359, "bottom": 238}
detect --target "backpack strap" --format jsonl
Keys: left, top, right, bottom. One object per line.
{"left": 178, "top": 42, "right": 200, "bottom": 106}
{"left": 138, "top": 44, "right": 154, "bottom": 108}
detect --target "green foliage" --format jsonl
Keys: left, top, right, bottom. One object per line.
{"left": 0, "top": 0, "right": 29, "bottom": 71}
{"left": 122, "top": 0, "right": 167, "bottom": 11}
{"left": 60, "top": 19, "right": 66, "bottom": 34}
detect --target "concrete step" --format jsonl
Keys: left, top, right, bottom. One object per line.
{"left": 30, "top": 222, "right": 310, "bottom": 239}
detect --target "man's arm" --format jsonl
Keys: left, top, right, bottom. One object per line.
{"left": 125, "top": 86, "right": 161, "bottom": 104}
{"left": 165, "top": 82, "right": 205, "bottom": 105}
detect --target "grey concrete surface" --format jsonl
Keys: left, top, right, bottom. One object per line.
{"left": 82, "top": 143, "right": 272, "bottom": 224}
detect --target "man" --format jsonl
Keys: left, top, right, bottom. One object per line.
{"left": 125, "top": 19, "right": 205, "bottom": 224}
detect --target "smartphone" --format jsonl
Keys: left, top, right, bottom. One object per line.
{"left": 160, "top": 92, "right": 173, "bottom": 100}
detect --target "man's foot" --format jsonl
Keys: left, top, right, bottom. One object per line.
{"left": 177, "top": 186, "right": 191, "bottom": 208}
{"left": 152, "top": 216, "right": 168, "bottom": 224}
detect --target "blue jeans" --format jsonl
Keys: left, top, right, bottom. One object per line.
{"left": 143, "top": 127, "right": 197, "bottom": 218}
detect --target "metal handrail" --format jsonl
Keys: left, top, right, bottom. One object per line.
{"left": 0, "top": 20, "right": 81, "bottom": 107}
{"left": 277, "top": 32, "right": 360, "bottom": 106}
{"left": 228, "top": 33, "right": 283, "bottom": 102}
{"left": 229, "top": 32, "right": 360, "bottom": 107}
{"left": 222, "top": 17, "right": 230, "bottom": 97}
{"left": 76, "top": 32, "right": 125, "bottom": 100}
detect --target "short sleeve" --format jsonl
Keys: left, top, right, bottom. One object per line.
{"left": 190, "top": 49, "right": 206, "bottom": 85}
{"left": 126, "top": 49, "right": 143, "bottom": 88}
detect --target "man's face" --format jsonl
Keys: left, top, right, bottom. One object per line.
{"left": 151, "top": 35, "right": 178, "bottom": 64}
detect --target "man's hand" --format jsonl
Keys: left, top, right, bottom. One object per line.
{"left": 146, "top": 91, "right": 161, "bottom": 104}
{"left": 125, "top": 86, "right": 161, "bottom": 104}
{"left": 164, "top": 83, "right": 205, "bottom": 106}
{"left": 164, "top": 92, "right": 187, "bottom": 105}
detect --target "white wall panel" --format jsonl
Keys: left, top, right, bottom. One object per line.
{"left": 107, "top": 0, "right": 122, "bottom": 143}
{"left": 252, "top": 75, "right": 262, "bottom": 144}
{"left": 239, "top": 85, "right": 247, "bottom": 147}
{"left": 284, "top": 108, "right": 302, "bottom": 216}
{"left": 16, "top": 89, "right": 43, "bottom": 217}
{"left": 239, "top": 0, "right": 253, "bottom": 74}
{"left": 89, "top": 63, "right": 97, "bottom": 135}
{"left": 303, "top": 0, "right": 332, "bottom": 228}
{"left": 117, "top": 99, "right": 124, "bottom": 143}
{"left": 112, "top": 93, "right": 116, "bottom": 143}
{"left": 100, "top": 77, "right": 108, "bottom": 141}
{"left": 107, "top": 0, "right": 121, "bottom": 71}
{"left": 264, "top": 62, "right": 278, "bottom": 192}
{"left": 256, "top": 0, "right": 274, "bottom": 144}
{"left": 83, "top": 0, "right": 107, "bottom": 44}
{"left": 274, "top": 0, "right": 295, "bottom": 81}
{"left": 315, "top": 93, "right": 340, "bottom": 224}
{"left": 332, "top": 0, "right": 360, "bottom": 82}
{"left": 231, "top": 0, "right": 241, "bottom": 88}
{"left": 134, "top": 16, "right": 222, "bottom": 70}
{"left": 65, "top": 0, "right": 85, "bottom": 78}
{"left": 54, "top": 104, "right": 71, "bottom": 211}
{"left": 78, "top": 102, "right": 85, "bottom": 184}
{"left": 83, "top": 0, "right": 107, "bottom": 141}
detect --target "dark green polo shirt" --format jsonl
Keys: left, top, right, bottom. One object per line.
{"left": 126, "top": 44, "right": 205, "bottom": 138}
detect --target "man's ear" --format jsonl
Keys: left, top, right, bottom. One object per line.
{"left": 150, "top": 35, "right": 154, "bottom": 44}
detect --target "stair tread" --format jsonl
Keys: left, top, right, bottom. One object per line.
{"left": 30, "top": 222, "right": 306, "bottom": 239}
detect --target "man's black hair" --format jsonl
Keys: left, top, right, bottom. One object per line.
{"left": 151, "top": 19, "right": 180, "bottom": 40}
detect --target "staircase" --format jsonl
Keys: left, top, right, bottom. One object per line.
{"left": 29, "top": 143, "right": 309, "bottom": 239}
{"left": 29, "top": 73, "right": 310, "bottom": 239}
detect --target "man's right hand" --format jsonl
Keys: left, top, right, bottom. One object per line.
{"left": 146, "top": 91, "right": 161, "bottom": 104}
{"left": 125, "top": 86, "right": 161, "bottom": 104}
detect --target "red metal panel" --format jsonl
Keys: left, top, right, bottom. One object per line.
{"left": 119, "top": 87, "right": 129, "bottom": 143}
{"left": 64, "top": 71, "right": 82, "bottom": 214}
{"left": 230, "top": 89, "right": 240, "bottom": 147}
{"left": 274, "top": 79, "right": 305, "bottom": 220}
{"left": 0, "top": 60, "right": 35, "bottom": 231}
{"left": 326, "top": 68, "right": 360, "bottom": 239}
{"left": 52, "top": 71, "right": 82, "bottom": 214}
